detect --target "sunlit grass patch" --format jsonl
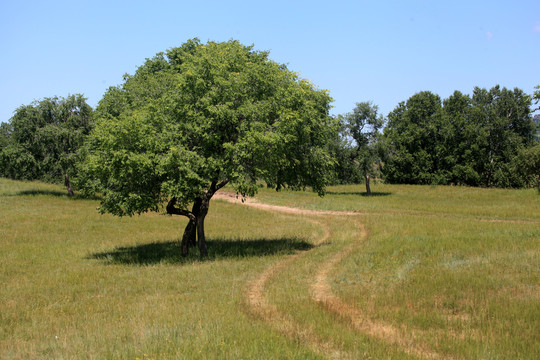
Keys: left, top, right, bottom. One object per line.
{"left": 0, "top": 179, "right": 321, "bottom": 359}
{"left": 250, "top": 183, "right": 540, "bottom": 221}
{"left": 248, "top": 183, "right": 539, "bottom": 358}
{"left": 331, "top": 212, "right": 540, "bottom": 359}
{"left": 2, "top": 178, "right": 539, "bottom": 359}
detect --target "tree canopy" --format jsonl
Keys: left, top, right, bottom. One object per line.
{"left": 78, "top": 39, "right": 337, "bottom": 256}
{"left": 382, "top": 86, "right": 536, "bottom": 187}
{"left": 0, "top": 94, "right": 93, "bottom": 194}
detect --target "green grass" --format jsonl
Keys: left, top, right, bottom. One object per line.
{"left": 0, "top": 179, "right": 321, "bottom": 359}
{"left": 333, "top": 214, "right": 539, "bottom": 358}
{"left": 251, "top": 183, "right": 540, "bottom": 221}
{"left": 1, "top": 178, "right": 539, "bottom": 359}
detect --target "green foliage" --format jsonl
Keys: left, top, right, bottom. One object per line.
{"left": 533, "top": 85, "right": 540, "bottom": 111}
{"left": 0, "top": 122, "right": 11, "bottom": 150}
{"left": 383, "top": 86, "right": 536, "bottom": 187}
{"left": 79, "top": 39, "right": 337, "bottom": 216}
{"left": 325, "top": 115, "right": 363, "bottom": 185}
{"left": 344, "top": 102, "right": 384, "bottom": 182}
{"left": 0, "top": 143, "right": 39, "bottom": 180}
{"left": 513, "top": 143, "right": 540, "bottom": 192}
{"left": 383, "top": 91, "right": 444, "bottom": 184}
{"left": 0, "top": 95, "right": 93, "bottom": 185}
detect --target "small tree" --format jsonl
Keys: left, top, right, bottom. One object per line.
{"left": 328, "top": 115, "right": 364, "bottom": 185}
{"left": 78, "top": 39, "right": 337, "bottom": 257}
{"left": 0, "top": 95, "right": 93, "bottom": 194}
{"left": 344, "top": 102, "right": 384, "bottom": 195}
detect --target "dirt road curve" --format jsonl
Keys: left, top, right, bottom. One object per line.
{"left": 215, "top": 192, "right": 453, "bottom": 359}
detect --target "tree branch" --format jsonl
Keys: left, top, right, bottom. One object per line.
{"left": 206, "top": 179, "right": 229, "bottom": 198}
{"left": 215, "top": 178, "right": 229, "bottom": 191}
{"left": 166, "top": 197, "right": 195, "bottom": 220}
{"left": 349, "top": 147, "right": 360, "bottom": 162}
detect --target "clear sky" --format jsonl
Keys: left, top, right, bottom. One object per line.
{"left": 1, "top": 0, "right": 539, "bottom": 124}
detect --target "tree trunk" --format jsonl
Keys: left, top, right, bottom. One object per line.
{"left": 64, "top": 173, "right": 74, "bottom": 196}
{"left": 193, "top": 179, "right": 227, "bottom": 258}
{"left": 189, "top": 198, "right": 201, "bottom": 247}
{"left": 168, "top": 179, "right": 229, "bottom": 258}
{"left": 177, "top": 191, "right": 211, "bottom": 258}
{"left": 180, "top": 217, "right": 196, "bottom": 257}
{"left": 365, "top": 174, "right": 371, "bottom": 196}
{"left": 196, "top": 197, "right": 210, "bottom": 258}
{"left": 179, "top": 197, "right": 202, "bottom": 256}
{"left": 167, "top": 197, "right": 196, "bottom": 257}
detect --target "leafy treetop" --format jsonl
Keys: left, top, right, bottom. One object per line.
{"left": 79, "top": 38, "right": 337, "bottom": 219}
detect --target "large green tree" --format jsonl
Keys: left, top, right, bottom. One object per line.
{"left": 343, "top": 102, "right": 384, "bottom": 195}
{"left": 0, "top": 95, "right": 93, "bottom": 194}
{"left": 78, "top": 39, "right": 337, "bottom": 257}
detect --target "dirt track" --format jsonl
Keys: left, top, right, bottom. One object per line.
{"left": 214, "top": 192, "right": 453, "bottom": 359}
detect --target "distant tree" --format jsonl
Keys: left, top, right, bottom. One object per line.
{"left": 0, "top": 95, "right": 93, "bottom": 194}
{"left": 326, "top": 115, "right": 364, "bottom": 185}
{"left": 382, "top": 86, "right": 535, "bottom": 188}
{"left": 343, "top": 102, "right": 384, "bottom": 195}
{"left": 513, "top": 144, "right": 540, "bottom": 192}
{"left": 440, "top": 91, "right": 478, "bottom": 185}
{"left": 78, "top": 39, "right": 337, "bottom": 257}
{"left": 382, "top": 91, "right": 444, "bottom": 184}
{"left": 0, "top": 122, "right": 12, "bottom": 177}
{"left": 534, "top": 85, "right": 540, "bottom": 140}
{"left": 468, "top": 86, "right": 534, "bottom": 187}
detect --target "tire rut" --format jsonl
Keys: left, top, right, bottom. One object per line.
{"left": 309, "top": 222, "right": 451, "bottom": 359}
{"left": 215, "top": 193, "right": 453, "bottom": 359}
{"left": 217, "top": 194, "right": 359, "bottom": 358}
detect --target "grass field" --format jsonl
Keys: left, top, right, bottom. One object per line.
{"left": 1, "top": 178, "right": 539, "bottom": 359}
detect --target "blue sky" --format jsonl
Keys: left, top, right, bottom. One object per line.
{"left": 1, "top": 0, "right": 539, "bottom": 124}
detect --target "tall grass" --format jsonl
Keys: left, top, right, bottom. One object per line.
{"left": 332, "top": 213, "right": 539, "bottom": 358}
{"left": 243, "top": 183, "right": 539, "bottom": 358}
{"left": 0, "top": 179, "right": 321, "bottom": 359}
{"left": 252, "top": 183, "right": 540, "bottom": 221}
{"left": 1, "top": 179, "right": 538, "bottom": 359}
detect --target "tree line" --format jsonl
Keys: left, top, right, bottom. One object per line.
{"left": 0, "top": 39, "right": 538, "bottom": 255}
{"left": 343, "top": 87, "right": 538, "bottom": 189}
{"left": 1, "top": 53, "right": 538, "bottom": 197}
{"left": 0, "top": 95, "right": 92, "bottom": 195}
